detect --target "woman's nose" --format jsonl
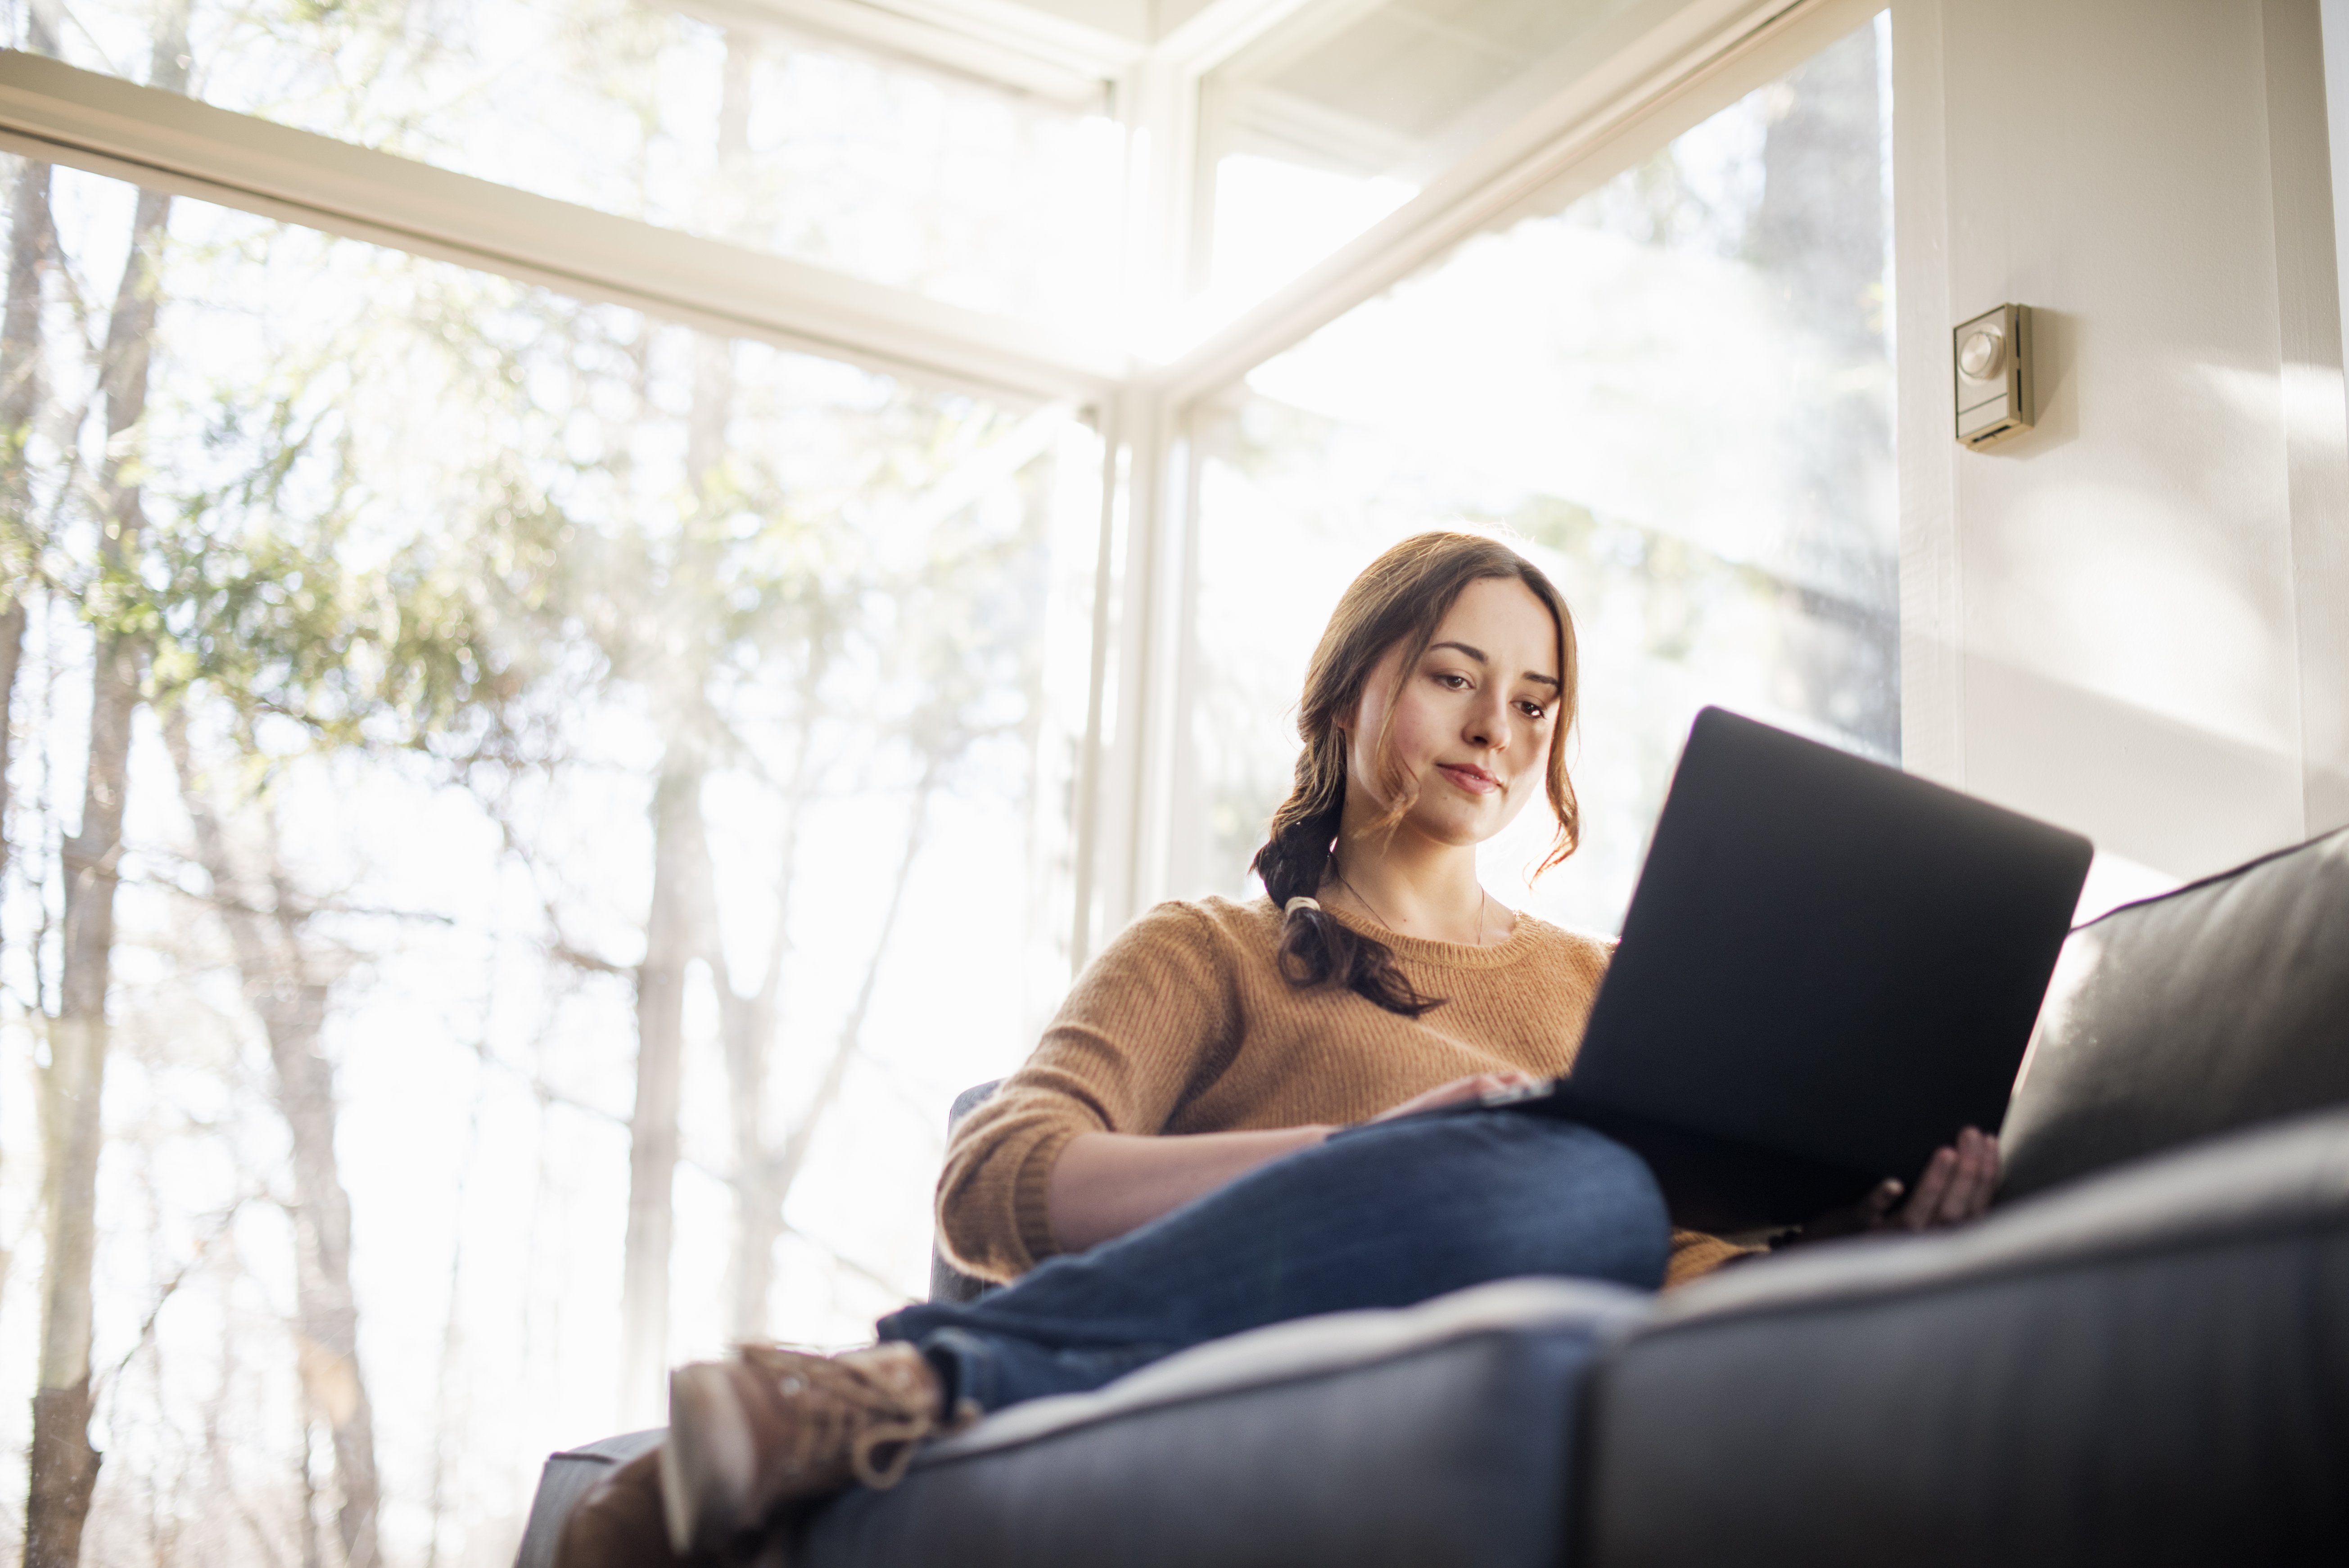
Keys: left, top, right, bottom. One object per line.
{"left": 1465, "top": 690, "right": 1507, "bottom": 749}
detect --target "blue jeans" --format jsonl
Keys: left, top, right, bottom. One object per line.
{"left": 876, "top": 1111, "right": 1668, "bottom": 1412}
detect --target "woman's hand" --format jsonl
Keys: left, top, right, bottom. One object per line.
{"left": 1368, "top": 1071, "right": 1541, "bottom": 1124}
{"left": 1790, "top": 1126, "right": 2001, "bottom": 1244}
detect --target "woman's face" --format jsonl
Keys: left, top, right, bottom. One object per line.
{"left": 1339, "top": 575, "right": 1562, "bottom": 850}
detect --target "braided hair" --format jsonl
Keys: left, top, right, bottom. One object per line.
{"left": 1250, "top": 532, "right": 1581, "bottom": 1017}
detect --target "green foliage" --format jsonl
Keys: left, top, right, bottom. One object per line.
{"left": 130, "top": 382, "right": 555, "bottom": 758}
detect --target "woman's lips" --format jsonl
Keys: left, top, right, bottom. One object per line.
{"left": 1437, "top": 764, "right": 1499, "bottom": 795}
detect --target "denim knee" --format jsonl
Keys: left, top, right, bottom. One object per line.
{"left": 1327, "top": 1111, "right": 1671, "bottom": 1290}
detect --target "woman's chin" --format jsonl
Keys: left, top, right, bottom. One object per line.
{"left": 1404, "top": 808, "right": 1503, "bottom": 850}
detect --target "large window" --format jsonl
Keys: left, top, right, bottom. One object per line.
{"left": 0, "top": 160, "right": 1093, "bottom": 1561}
{"left": 1181, "top": 16, "right": 1896, "bottom": 931}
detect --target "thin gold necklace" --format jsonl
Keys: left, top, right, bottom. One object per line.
{"left": 1334, "top": 871, "right": 1491, "bottom": 947}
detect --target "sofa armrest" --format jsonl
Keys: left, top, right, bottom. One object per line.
{"left": 929, "top": 1079, "right": 1004, "bottom": 1304}
{"left": 512, "top": 1429, "right": 664, "bottom": 1568}
{"left": 1580, "top": 1106, "right": 2349, "bottom": 1567}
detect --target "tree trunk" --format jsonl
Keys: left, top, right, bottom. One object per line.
{"left": 708, "top": 801, "right": 791, "bottom": 1345}
{"left": 619, "top": 32, "right": 745, "bottom": 1397}
{"left": 0, "top": 0, "right": 57, "bottom": 1326}
{"left": 713, "top": 924, "right": 783, "bottom": 1340}
{"left": 1, "top": 0, "right": 57, "bottom": 953}
{"left": 27, "top": 353, "right": 141, "bottom": 1568}
{"left": 25, "top": 614, "right": 128, "bottom": 1561}
{"left": 0, "top": 599, "right": 23, "bottom": 879}
{"left": 166, "top": 719, "right": 380, "bottom": 1568}
{"left": 1, "top": 126, "right": 54, "bottom": 496}
{"left": 1, "top": 114, "right": 51, "bottom": 653}
{"left": 618, "top": 754, "right": 707, "bottom": 1426}
{"left": 26, "top": 19, "right": 186, "bottom": 1564}
{"left": 708, "top": 658, "right": 823, "bottom": 1343}
{"left": 1, "top": 0, "right": 59, "bottom": 484}
{"left": 267, "top": 927, "right": 379, "bottom": 1568}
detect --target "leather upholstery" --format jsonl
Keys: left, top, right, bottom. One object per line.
{"left": 512, "top": 1429, "right": 665, "bottom": 1568}
{"left": 1581, "top": 1106, "right": 2349, "bottom": 1566}
{"left": 2000, "top": 827, "right": 2349, "bottom": 1199}
{"left": 926, "top": 1079, "right": 1004, "bottom": 1305}
{"left": 796, "top": 1279, "right": 1649, "bottom": 1568}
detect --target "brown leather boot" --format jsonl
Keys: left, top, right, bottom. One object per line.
{"left": 660, "top": 1342, "right": 967, "bottom": 1557}
{"left": 555, "top": 1447, "right": 711, "bottom": 1568}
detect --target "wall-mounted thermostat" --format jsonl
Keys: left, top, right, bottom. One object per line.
{"left": 1954, "top": 303, "right": 2033, "bottom": 448}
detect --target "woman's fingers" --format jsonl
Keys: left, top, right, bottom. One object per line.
{"left": 1942, "top": 1129, "right": 2000, "bottom": 1221}
{"left": 1899, "top": 1145, "right": 1958, "bottom": 1229}
{"left": 1923, "top": 1134, "right": 1958, "bottom": 1224}
{"left": 1906, "top": 1130, "right": 2002, "bottom": 1228}
{"left": 1821, "top": 1134, "right": 2003, "bottom": 1245}
{"left": 1926, "top": 1138, "right": 1965, "bottom": 1223}
{"left": 1370, "top": 1071, "right": 1536, "bottom": 1122}
{"left": 1461, "top": 1071, "right": 1535, "bottom": 1099}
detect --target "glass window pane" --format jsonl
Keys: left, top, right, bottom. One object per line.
{"left": 2, "top": 155, "right": 1097, "bottom": 1558}
{"left": 1193, "top": 0, "right": 1647, "bottom": 315}
{"left": 42, "top": 0, "right": 1125, "bottom": 330}
{"left": 1183, "top": 15, "right": 1895, "bottom": 933}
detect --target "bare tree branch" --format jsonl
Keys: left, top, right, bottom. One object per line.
{"left": 766, "top": 760, "right": 940, "bottom": 1208}
{"left": 99, "top": 1189, "right": 259, "bottom": 1391}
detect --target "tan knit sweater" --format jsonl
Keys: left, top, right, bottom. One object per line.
{"left": 938, "top": 895, "right": 1753, "bottom": 1291}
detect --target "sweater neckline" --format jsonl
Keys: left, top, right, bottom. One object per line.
{"left": 1307, "top": 896, "right": 1548, "bottom": 971}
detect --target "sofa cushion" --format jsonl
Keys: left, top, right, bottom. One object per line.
{"left": 1581, "top": 1104, "right": 2349, "bottom": 1567}
{"left": 1999, "top": 826, "right": 2349, "bottom": 1200}
{"left": 794, "top": 1277, "right": 1651, "bottom": 1568}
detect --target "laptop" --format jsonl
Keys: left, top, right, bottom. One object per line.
{"left": 1487, "top": 706, "right": 2092, "bottom": 1234}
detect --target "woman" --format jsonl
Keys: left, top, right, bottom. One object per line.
{"left": 561, "top": 531, "right": 1999, "bottom": 1567}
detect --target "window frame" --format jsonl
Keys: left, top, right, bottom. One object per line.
{"left": 0, "top": 0, "right": 1888, "bottom": 972}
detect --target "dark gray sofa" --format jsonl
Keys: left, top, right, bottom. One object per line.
{"left": 517, "top": 826, "right": 2349, "bottom": 1567}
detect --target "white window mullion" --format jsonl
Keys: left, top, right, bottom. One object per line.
{"left": 0, "top": 48, "right": 1121, "bottom": 404}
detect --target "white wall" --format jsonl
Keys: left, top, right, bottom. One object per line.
{"left": 1896, "top": 0, "right": 2349, "bottom": 899}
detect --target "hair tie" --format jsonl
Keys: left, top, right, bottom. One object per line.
{"left": 1284, "top": 896, "right": 1322, "bottom": 917}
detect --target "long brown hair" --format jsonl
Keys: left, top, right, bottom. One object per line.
{"left": 1250, "top": 531, "right": 1581, "bottom": 1017}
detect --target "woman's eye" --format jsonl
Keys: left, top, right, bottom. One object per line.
{"left": 1520, "top": 701, "right": 1547, "bottom": 720}
{"left": 1435, "top": 673, "right": 1470, "bottom": 690}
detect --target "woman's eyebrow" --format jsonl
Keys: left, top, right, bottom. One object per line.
{"left": 1430, "top": 640, "right": 1559, "bottom": 689}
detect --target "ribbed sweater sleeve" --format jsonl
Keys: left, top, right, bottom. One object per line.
{"left": 936, "top": 901, "right": 1241, "bottom": 1280}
